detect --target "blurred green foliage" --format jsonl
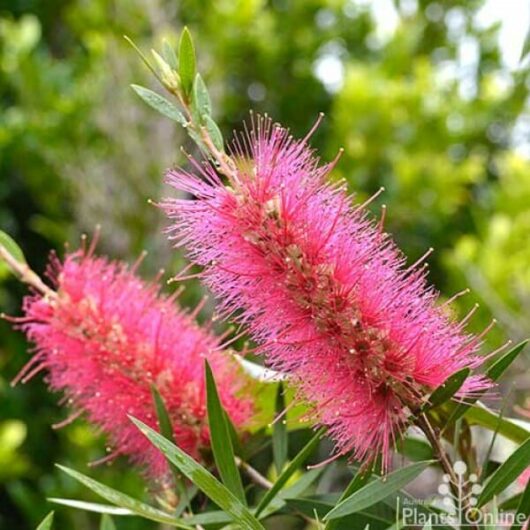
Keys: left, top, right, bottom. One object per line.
{"left": 1, "top": 0, "right": 530, "bottom": 528}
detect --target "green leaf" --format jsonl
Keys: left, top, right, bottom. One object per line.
{"left": 465, "top": 403, "right": 530, "bottom": 444}
{"left": 286, "top": 497, "right": 393, "bottom": 529}
{"left": 512, "top": 476, "right": 530, "bottom": 530}
{"left": 324, "top": 460, "right": 433, "bottom": 521}
{"left": 425, "top": 368, "right": 469, "bottom": 410}
{"left": 204, "top": 115, "right": 224, "bottom": 151}
{"left": 488, "top": 341, "right": 528, "bottom": 380}
{"left": 192, "top": 73, "right": 211, "bottom": 122}
{"left": 205, "top": 360, "right": 246, "bottom": 504}
{"left": 261, "top": 467, "right": 325, "bottom": 518}
{"left": 55, "top": 465, "right": 191, "bottom": 528}
{"left": 162, "top": 39, "right": 178, "bottom": 69}
{"left": 178, "top": 27, "right": 196, "bottom": 97}
{"left": 123, "top": 36, "right": 160, "bottom": 81}
{"left": 325, "top": 464, "right": 374, "bottom": 530}
{"left": 48, "top": 498, "right": 133, "bottom": 516}
{"left": 398, "top": 437, "right": 434, "bottom": 462}
{"left": 478, "top": 436, "right": 530, "bottom": 507}
{"left": 130, "top": 85, "right": 186, "bottom": 125}
{"left": 255, "top": 428, "right": 324, "bottom": 517}
{"left": 0, "top": 230, "right": 27, "bottom": 274}
{"left": 100, "top": 514, "right": 116, "bottom": 530}
{"left": 36, "top": 512, "right": 54, "bottom": 530}
{"left": 151, "top": 385, "right": 176, "bottom": 445}
{"left": 129, "top": 417, "right": 265, "bottom": 530}
{"left": 273, "top": 383, "right": 288, "bottom": 474}
{"left": 446, "top": 341, "right": 527, "bottom": 425}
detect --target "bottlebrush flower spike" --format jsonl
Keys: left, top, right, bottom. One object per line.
{"left": 11, "top": 246, "right": 252, "bottom": 479}
{"left": 162, "top": 115, "right": 493, "bottom": 470}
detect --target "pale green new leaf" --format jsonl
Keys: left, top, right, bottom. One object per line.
{"left": 100, "top": 514, "right": 116, "bottom": 530}
{"left": 36, "top": 512, "right": 54, "bottom": 530}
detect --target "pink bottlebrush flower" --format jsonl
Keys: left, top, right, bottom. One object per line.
{"left": 518, "top": 467, "right": 530, "bottom": 487}
{"left": 13, "top": 248, "right": 252, "bottom": 479}
{"left": 162, "top": 115, "right": 492, "bottom": 469}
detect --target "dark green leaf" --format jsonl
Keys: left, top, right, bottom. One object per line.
{"left": 0, "top": 230, "right": 27, "bottom": 274}
{"left": 446, "top": 341, "right": 527, "bottom": 425}
{"left": 205, "top": 360, "right": 246, "bottom": 504}
{"left": 425, "top": 368, "right": 469, "bottom": 410}
{"left": 151, "top": 385, "right": 176, "bottom": 445}
{"left": 325, "top": 464, "right": 374, "bottom": 530}
{"left": 273, "top": 383, "right": 288, "bottom": 474}
{"left": 262, "top": 467, "right": 325, "bottom": 517}
{"left": 178, "top": 27, "right": 196, "bottom": 97}
{"left": 36, "top": 512, "right": 54, "bottom": 530}
{"left": 511, "top": 476, "right": 530, "bottom": 529}
{"left": 162, "top": 40, "right": 178, "bottom": 69}
{"left": 324, "top": 460, "right": 433, "bottom": 521}
{"left": 56, "top": 465, "right": 190, "bottom": 528}
{"left": 204, "top": 115, "right": 224, "bottom": 152}
{"left": 478, "top": 436, "right": 530, "bottom": 507}
{"left": 466, "top": 404, "right": 530, "bottom": 444}
{"left": 398, "top": 437, "right": 434, "bottom": 462}
{"left": 48, "top": 498, "right": 133, "bottom": 516}
{"left": 131, "top": 85, "right": 186, "bottom": 125}
{"left": 255, "top": 428, "right": 324, "bottom": 517}
{"left": 192, "top": 74, "right": 211, "bottom": 122}
{"left": 129, "top": 417, "right": 265, "bottom": 530}
{"left": 100, "top": 514, "right": 116, "bottom": 530}
{"left": 500, "top": 493, "right": 523, "bottom": 511}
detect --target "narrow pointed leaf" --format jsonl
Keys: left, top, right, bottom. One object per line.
{"left": 478, "top": 436, "right": 530, "bottom": 507}
{"left": 192, "top": 74, "right": 211, "bottom": 121}
{"left": 36, "top": 512, "right": 54, "bottom": 530}
{"left": 273, "top": 383, "right": 288, "bottom": 474}
{"left": 255, "top": 428, "right": 324, "bottom": 516}
{"left": 324, "top": 460, "right": 433, "bottom": 521}
{"left": 325, "top": 464, "right": 374, "bottom": 530}
{"left": 162, "top": 40, "right": 178, "bottom": 69}
{"left": 511, "top": 476, "right": 530, "bottom": 529}
{"left": 130, "top": 417, "right": 265, "bottom": 530}
{"left": 425, "top": 368, "right": 469, "bottom": 410}
{"left": 48, "top": 498, "right": 133, "bottom": 516}
{"left": 55, "top": 465, "right": 191, "bottom": 528}
{"left": 205, "top": 360, "right": 246, "bottom": 504}
{"left": 204, "top": 115, "right": 224, "bottom": 151}
{"left": 178, "top": 27, "right": 196, "bottom": 96}
{"left": 123, "top": 36, "right": 160, "bottom": 81}
{"left": 151, "top": 385, "right": 176, "bottom": 445}
{"left": 100, "top": 514, "right": 116, "bottom": 530}
{"left": 0, "top": 230, "right": 27, "bottom": 273}
{"left": 465, "top": 403, "right": 530, "bottom": 443}
{"left": 447, "top": 341, "right": 527, "bottom": 425}
{"left": 131, "top": 85, "right": 186, "bottom": 125}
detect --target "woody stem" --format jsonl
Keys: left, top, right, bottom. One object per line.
{"left": 416, "top": 413, "right": 479, "bottom": 530}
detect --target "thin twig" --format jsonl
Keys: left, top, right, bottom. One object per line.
{"left": 235, "top": 456, "right": 273, "bottom": 489}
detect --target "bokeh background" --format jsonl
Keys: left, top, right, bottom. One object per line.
{"left": 1, "top": 0, "right": 530, "bottom": 528}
